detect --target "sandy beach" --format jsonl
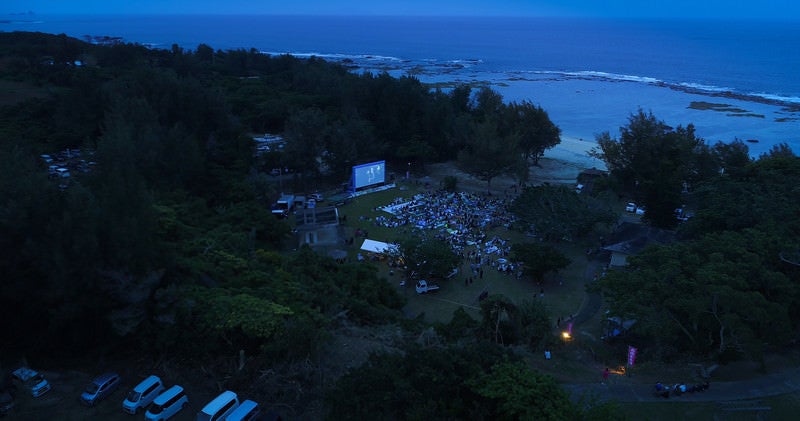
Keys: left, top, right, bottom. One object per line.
{"left": 542, "top": 135, "right": 607, "bottom": 172}
{"left": 426, "top": 134, "right": 606, "bottom": 194}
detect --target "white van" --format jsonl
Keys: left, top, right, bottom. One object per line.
{"left": 122, "top": 375, "right": 164, "bottom": 414}
{"left": 225, "top": 399, "right": 261, "bottom": 421}
{"left": 197, "top": 390, "right": 239, "bottom": 421}
{"left": 145, "top": 385, "right": 188, "bottom": 421}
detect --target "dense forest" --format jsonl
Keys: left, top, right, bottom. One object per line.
{"left": 591, "top": 111, "right": 800, "bottom": 363}
{"left": 0, "top": 32, "right": 582, "bottom": 418}
{"left": 1, "top": 31, "right": 798, "bottom": 419}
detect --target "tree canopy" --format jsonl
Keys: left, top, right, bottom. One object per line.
{"left": 590, "top": 110, "right": 709, "bottom": 228}
{"left": 325, "top": 344, "right": 580, "bottom": 420}
{"left": 599, "top": 152, "right": 800, "bottom": 362}
{"left": 511, "top": 184, "right": 616, "bottom": 241}
{"left": 512, "top": 242, "right": 571, "bottom": 284}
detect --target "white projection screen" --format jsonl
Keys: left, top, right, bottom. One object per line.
{"left": 352, "top": 161, "right": 385, "bottom": 189}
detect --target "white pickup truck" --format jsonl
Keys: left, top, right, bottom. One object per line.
{"left": 12, "top": 367, "right": 51, "bottom": 397}
{"left": 415, "top": 280, "right": 440, "bottom": 294}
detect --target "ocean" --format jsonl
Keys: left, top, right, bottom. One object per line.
{"left": 4, "top": 14, "right": 800, "bottom": 156}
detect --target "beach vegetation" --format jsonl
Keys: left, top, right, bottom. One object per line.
{"left": 591, "top": 110, "right": 710, "bottom": 228}
{"left": 510, "top": 184, "right": 616, "bottom": 241}
{"left": 599, "top": 151, "right": 800, "bottom": 362}
{"left": 456, "top": 118, "right": 523, "bottom": 194}
{"left": 505, "top": 101, "right": 562, "bottom": 167}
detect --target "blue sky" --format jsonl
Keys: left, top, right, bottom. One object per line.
{"left": 5, "top": 0, "right": 799, "bottom": 20}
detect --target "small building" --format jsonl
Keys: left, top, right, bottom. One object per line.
{"left": 294, "top": 206, "right": 339, "bottom": 247}
{"left": 576, "top": 167, "right": 608, "bottom": 195}
{"left": 602, "top": 222, "right": 675, "bottom": 267}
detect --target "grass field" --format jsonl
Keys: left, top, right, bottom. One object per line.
{"left": 336, "top": 180, "right": 590, "bottom": 325}
{"left": 326, "top": 172, "right": 800, "bottom": 421}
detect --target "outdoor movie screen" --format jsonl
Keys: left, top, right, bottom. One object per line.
{"left": 353, "top": 161, "right": 385, "bottom": 189}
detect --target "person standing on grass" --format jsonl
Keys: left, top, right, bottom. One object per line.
{"left": 602, "top": 367, "right": 610, "bottom": 384}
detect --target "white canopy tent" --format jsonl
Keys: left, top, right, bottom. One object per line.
{"left": 360, "top": 239, "right": 398, "bottom": 255}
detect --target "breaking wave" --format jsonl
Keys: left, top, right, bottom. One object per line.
{"left": 257, "top": 50, "right": 800, "bottom": 108}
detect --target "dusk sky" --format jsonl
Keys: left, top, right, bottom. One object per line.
{"left": 5, "top": 0, "right": 799, "bottom": 20}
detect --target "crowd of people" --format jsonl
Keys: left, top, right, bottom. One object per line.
{"left": 372, "top": 192, "right": 524, "bottom": 271}
{"left": 377, "top": 192, "right": 514, "bottom": 232}
{"left": 375, "top": 192, "right": 514, "bottom": 248}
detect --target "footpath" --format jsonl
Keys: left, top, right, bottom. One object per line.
{"left": 564, "top": 366, "right": 800, "bottom": 402}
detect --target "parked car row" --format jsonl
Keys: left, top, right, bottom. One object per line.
{"left": 625, "top": 202, "right": 646, "bottom": 215}
{"left": 117, "top": 374, "right": 264, "bottom": 420}
{"left": 40, "top": 149, "right": 96, "bottom": 185}
{"left": 5, "top": 367, "right": 270, "bottom": 420}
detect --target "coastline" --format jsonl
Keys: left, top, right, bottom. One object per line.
{"left": 426, "top": 135, "right": 604, "bottom": 194}
{"left": 543, "top": 135, "right": 607, "bottom": 172}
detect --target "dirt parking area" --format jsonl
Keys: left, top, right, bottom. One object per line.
{"left": 8, "top": 368, "right": 223, "bottom": 421}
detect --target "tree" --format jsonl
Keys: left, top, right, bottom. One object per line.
{"left": 761, "top": 142, "right": 795, "bottom": 159}
{"left": 506, "top": 101, "right": 561, "bottom": 166}
{"left": 470, "top": 87, "right": 504, "bottom": 121}
{"left": 590, "top": 110, "right": 709, "bottom": 228}
{"left": 713, "top": 139, "right": 751, "bottom": 176}
{"left": 325, "top": 112, "right": 385, "bottom": 178}
{"left": 92, "top": 98, "right": 161, "bottom": 273}
{"left": 282, "top": 107, "right": 328, "bottom": 179}
{"left": 325, "top": 341, "right": 585, "bottom": 420}
{"left": 396, "top": 137, "right": 437, "bottom": 171}
{"left": 599, "top": 229, "right": 798, "bottom": 361}
{"left": 517, "top": 299, "right": 556, "bottom": 349}
{"left": 480, "top": 295, "right": 518, "bottom": 345}
{"left": 511, "top": 184, "right": 616, "bottom": 241}
{"left": 468, "top": 361, "right": 577, "bottom": 420}
{"left": 457, "top": 119, "right": 522, "bottom": 194}
{"left": 478, "top": 295, "right": 555, "bottom": 348}
{"left": 685, "top": 153, "right": 800, "bottom": 239}
{"left": 512, "top": 243, "right": 571, "bottom": 284}
{"left": 398, "top": 236, "right": 460, "bottom": 280}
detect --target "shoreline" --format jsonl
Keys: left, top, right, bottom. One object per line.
{"left": 542, "top": 135, "right": 607, "bottom": 172}
{"left": 425, "top": 135, "right": 604, "bottom": 194}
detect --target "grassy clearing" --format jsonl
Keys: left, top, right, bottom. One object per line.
{"left": 336, "top": 181, "right": 588, "bottom": 325}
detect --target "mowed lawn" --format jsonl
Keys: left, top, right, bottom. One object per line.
{"left": 337, "top": 182, "right": 590, "bottom": 324}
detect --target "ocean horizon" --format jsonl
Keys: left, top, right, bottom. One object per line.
{"left": 3, "top": 14, "right": 799, "bottom": 156}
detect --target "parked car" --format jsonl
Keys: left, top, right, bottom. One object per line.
{"left": 80, "top": 372, "right": 120, "bottom": 406}
{"left": 145, "top": 385, "right": 188, "bottom": 421}
{"left": 11, "top": 367, "right": 51, "bottom": 397}
{"left": 225, "top": 399, "right": 261, "bottom": 421}
{"left": 197, "top": 390, "right": 239, "bottom": 421}
{"left": 122, "top": 375, "right": 164, "bottom": 414}
{"left": 415, "top": 280, "right": 440, "bottom": 294}
{"left": 625, "top": 202, "right": 637, "bottom": 212}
